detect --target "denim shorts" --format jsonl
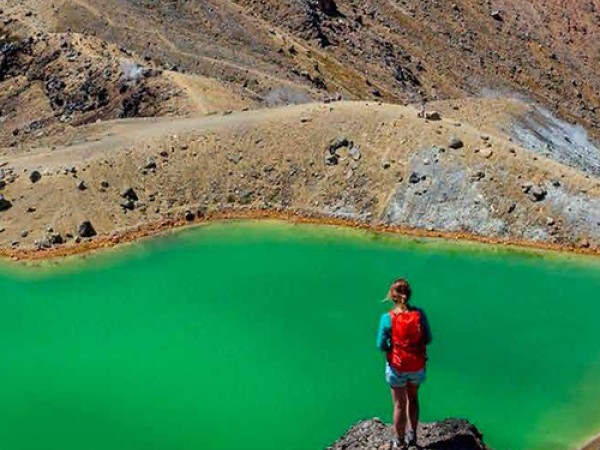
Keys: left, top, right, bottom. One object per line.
{"left": 385, "top": 363, "right": 426, "bottom": 388}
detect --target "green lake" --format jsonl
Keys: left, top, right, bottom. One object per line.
{"left": 1, "top": 221, "right": 599, "bottom": 450}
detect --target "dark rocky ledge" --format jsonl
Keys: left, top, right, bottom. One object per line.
{"left": 327, "top": 418, "right": 488, "bottom": 450}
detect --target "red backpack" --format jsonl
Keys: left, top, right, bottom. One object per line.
{"left": 387, "top": 309, "right": 427, "bottom": 372}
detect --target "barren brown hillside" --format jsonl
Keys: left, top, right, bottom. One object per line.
{"left": 4, "top": 0, "right": 597, "bottom": 135}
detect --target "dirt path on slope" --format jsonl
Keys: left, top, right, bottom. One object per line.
{"left": 3, "top": 102, "right": 409, "bottom": 169}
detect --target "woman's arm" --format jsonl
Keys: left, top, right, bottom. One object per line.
{"left": 376, "top": 313, "right": 392, "bottom": 351}
{"left": 419, "top": 309, "right": 433, "bottom": 346}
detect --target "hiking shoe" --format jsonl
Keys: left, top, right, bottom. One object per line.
{"left": 404, "top": 429, "right": 417, "bottom": 448}
{"left": 392, "top": 437, "right": 408, "bottom": 450}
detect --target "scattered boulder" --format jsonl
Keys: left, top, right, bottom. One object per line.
{"left": 43, "top": 233, "right": 64, "bottom": 247}
{"left": 327, "top": 137, "right": 355, "bottom": 166}
{"left": 329, "top": 137, "right": 350, "bottom": 154}
{"left": 228, "top": 153, "right": 243, "bottom": 164}
{"left": 470, "top": 170, "right": 486, "bottom": 181}
{"left": 522, "top": 182, "right": 547, "bottom": 202}
{"left": 120, "top": 199, "right": 135, "bottom": 210}
{"left": 325, "top": 153, "right": 339, "bottom": 166}
{"left": 491, "top": 10, "right": 504, "bottom": 21}
{"left": 479, "top": 148, "right": 493, "bottom": 159}
{"left": 348, "top": 146, "right": 362, "bottom": 161}
{"left": 76, "top": 180, "right": 87, "bottom": 191}
{"left": 184, "top": 210, "right": 195, "bottom": 221}
{"left": 78, "top": 221, "right": 97, "bottom": 238}
{"left": 197, "top": 206, "right": 207, "bottom": 218}
{"left": 327, "top": 418, "right": 488, "bottom": 450}
{"left": 546, "top": 217, "right": 556, "bottom": 226}
{"left": 449, "top": 137, "right": 464, "bottom": 149}
{"left": 0, "top": 195, "right": 12, "bottom": 211}
{"left": 381, "top": 159, "right": 391, "bottom": 169}
{"left": 425, "top": 111, "right": 442, "bottom": 121}
{"left": 29, "top": 170, "right": 42, "bottom": 183}
{"left": 121, "top": 187, "right": 139, "bottom": 201}
{"left": 531, "top": 188, "right": 547, "bottom": 202}
{"left": 20, "top": 230, "right": 29, "bottom": 238}
{"left": 101, "top": 180, "right": 110, "bottom": 188}
{"left": 409, "top": 172, "right": 422, "bottom": 184}
{"left": 145, "top": 157, "right": 157, "bottom": 170}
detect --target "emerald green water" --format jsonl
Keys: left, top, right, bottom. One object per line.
{"left": 1, "top": 221, "right": 600, "bottom": 450}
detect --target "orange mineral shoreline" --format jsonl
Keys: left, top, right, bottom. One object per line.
{"left": 581, "top": 433, "right": 600, "bottom": 450}
{"left": 0, "top": 208, "right": 599, "bottom": 262}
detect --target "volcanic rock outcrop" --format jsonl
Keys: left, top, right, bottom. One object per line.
{"left": 328, "top": 418, "right": 488, "bottom": 450}
{"left": 0, "top": 28, "right": 189, "bottom": 145}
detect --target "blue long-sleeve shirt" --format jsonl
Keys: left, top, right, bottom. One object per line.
{"left": 376, "top": 307, "right": 432, "bottom": 352}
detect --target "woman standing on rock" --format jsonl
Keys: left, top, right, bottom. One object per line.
{"left": 377, "top": 279, "right": 432, "bottom": 449}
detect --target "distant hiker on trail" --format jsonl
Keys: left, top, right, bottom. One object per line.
{"left": 377, "top": 279, "right": 432, "bottom": 449}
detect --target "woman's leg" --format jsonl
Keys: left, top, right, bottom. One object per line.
{"left": 391, "top": 386, "right": 408, "bottom": 442}
{"left": 406, "top": 383, "right": 420, "bottom": 434}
